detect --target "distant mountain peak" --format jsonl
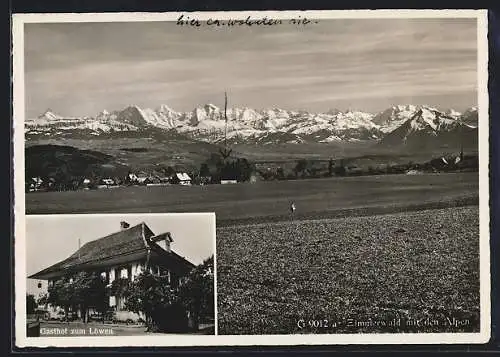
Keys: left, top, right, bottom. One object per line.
{"left": 37, "top": 109, "right": 62, "bottom": 121}
{"left": 378, "top": 104, "right": 477, "bottom": 150}
{"left": 157, "top": 104, "right": 178, "bottom": 113}
{"left": 445, "top": 108, "right": 461, "bottom": 117}
{"left": 26, "top": 103, "right": 478, "bottom": 147}
{"left": 325, "top": 108, "right": 342, "bottom": 115}
{"left": 204, "top": 103, "right": 220, "bottom": 110}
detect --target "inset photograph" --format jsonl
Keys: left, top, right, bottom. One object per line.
{"left": 25, "top": 213, "right": 215, "bottom": 337}
{"left": 13, "top": 10, "right": 489, "bottom": 346}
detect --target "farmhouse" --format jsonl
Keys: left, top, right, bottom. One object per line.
{"left": 171, "top": 172, "right": 192, "bottom": 186}
{"left": 29, "top": 221, "right": 195, "bottom": 317}
{"left": 127, "top": 173, "right": 138, "bottom": 182}
{"left": 99, "top": 178, "right": 115, "bottom": 186}
{"left": 26, "top": 177, "right": 43, "bottom": 192}
{"left": 220, "top": 179, "right": 237, "bottom": 185}
{"left": 199, "top": 176, "right": 212, "bottom": 185}
{"left": 157, "top": 175, "right": 171, "bottom": 184}
{"left": 135, "top": 171, "right": 150, "bottom": 184}
{"left": 144, "top": 175, "right": 161, "bottom": 185}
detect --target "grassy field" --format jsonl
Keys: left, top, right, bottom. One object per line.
{"left": 27, "top": 137, "right": 477, "bottom": 172}
{"left": 25, "top": 172, "right": 480, "bottom": 335}
{"left": 216, "top": 206, "right": 480, "bottom": 334}
{"left": 26, "top": 137, "right": 221, "bottom": 171}
{"left": 26, "top": 172, "right": 478, "bottom": 220}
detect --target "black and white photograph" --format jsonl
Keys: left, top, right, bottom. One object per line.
{"left": 25, "top": 214, "right": 215, "bottom": 338}
{"left": 13, "top": 10, "right": 489, "bottom": 346}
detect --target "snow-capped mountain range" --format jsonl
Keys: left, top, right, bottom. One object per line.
{"left": 25, "top": 104, "right": 478, "bottom": 145}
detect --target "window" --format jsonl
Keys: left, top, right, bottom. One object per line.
{"left": 109, "top": 268, "right": 116, "bottom": 283}
{"left": 120, "top": 268, "right": 128, "bottom": 279}
{"left": 118, "top": 297, "right": 126, "bottom": 310}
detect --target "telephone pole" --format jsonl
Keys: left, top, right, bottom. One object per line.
{"left": 219, "top": 91, "right": 232, "bottom": 161}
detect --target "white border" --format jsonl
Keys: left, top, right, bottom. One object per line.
{"left": 12, "top": 9, "right": 490, "bottom": 347}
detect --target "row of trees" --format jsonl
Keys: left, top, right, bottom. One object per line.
{"left": 258, "top": 154, "right": 479, "bottom": 181}
{"left": 259, "top": 158, "right": 347, "bottom": 181}
{"left": 26, "top": 154, "right": 258, "bottom": 192}
{"left": 198, "top": 153, "right": 256, "bottom": 183}
{"left": 35, "top": 256, "right": 214, "bottom": 332}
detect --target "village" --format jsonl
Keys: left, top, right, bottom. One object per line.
{"left": 25, "top": 148, "right": 478, "bottom": 194}
{"left": 25, "top": 167, "right": 238, "bottom": 193}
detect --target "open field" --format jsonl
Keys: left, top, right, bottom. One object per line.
{"left": 27, "top": 137, "right": 221, "bottom": 171}
{"left": 216, "top": 206, "right": 480, "bottom": 334}
{"left": 25, "top": 172, "right": 481, "bottom": 335}
{"left": 234, "top": 142, "right": 477, "bottom": 163}
{"left": 27, "top": 137, "right": 478, "bottom": 172}
{"left": 26, "top": 172, "right": 478, "bottom": 220}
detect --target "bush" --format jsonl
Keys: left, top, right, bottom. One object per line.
{"left": 153, "top": 303, "right": 190, "bottom": 333}
{"left": 26, "top": 294, "right": 37, "bottom": 315}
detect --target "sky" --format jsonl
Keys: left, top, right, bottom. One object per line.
{"left": 25, "top": 213, "right": 215, "bottom": 296}
{"left": 24, "top": 18, "right": 478, "bottom": 118}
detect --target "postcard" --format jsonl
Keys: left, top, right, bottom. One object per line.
{"left": 13, "top": 10, "right": 490, "bottom": 347}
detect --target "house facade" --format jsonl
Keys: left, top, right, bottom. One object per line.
{"left": 29, "top": 221, "right": 195, "bottom": 318}
{"left": 171, "top": 172, "right": 191, "bottom": 185}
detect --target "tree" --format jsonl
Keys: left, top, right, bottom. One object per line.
{"left": 178, "top": 256, "right": 214, "bottom": 331}
{"left": 26, "top": 294, "right": 37, "bottom": 315}
{"left": 47, "top": 277, "right": 74, "bottom": 319}
{"left": 199, "top": 163, "right": 211, "bottom": 177}
{"left": 335, "top": 159, "right": 347, "bottom": 176}
{"left": 235, "top": 158, "right": 254, "bottom": 182}
{"left": 37, "top": 293, "right": 48, "bottom": 307}
{"left": 294, "top": 159, "right": 308, "bottom": 178}
{"left": 203, "top": 154, "right": 255, "bottom": 182}
{"left": 124, "top": 271, "right": 182, "bottom": 332}
{"left": 276, "top": 167, "right": 285, "bottom": 180}
{"left": 328, "top": 158, "right": 335, "bottom": 176}
{"left": 72, "top": 271, "right": 108, "bottom": 322}
{"left": 46, "top": 272, "right": 107, "bottom": 323}
{"left": 165, "top": 166, "right": 176, "bottom": 176}
{"left": 111, "top": 277, "right": 130, "bottom": 296}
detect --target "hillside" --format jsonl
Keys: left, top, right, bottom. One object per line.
{"left": 26, "top": 135, "right": 226, "bottom": 174}
{"left": 25, "top": 145, "right": 127, "bottom": 181}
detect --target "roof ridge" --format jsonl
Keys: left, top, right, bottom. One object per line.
{"left": 74, "top": 221, "right": 145, "bottom": 253}
{"left": 28, "top": 247, "right": 148, "bottom": 279}
{"left": 140, "top": 222, "right": 151, "bottom": 248}
{"left": 29, "top": 221, "right": 172, "bottom": 280}
{"left": 170, "top": 250, "right": 196, "bottom": 268}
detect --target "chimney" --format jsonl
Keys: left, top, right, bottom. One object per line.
{"left": 151, "top": 232, "right": 172, "bottom": 252}
{"left": 120, "top": 221, "right": 130, "bottom": 231}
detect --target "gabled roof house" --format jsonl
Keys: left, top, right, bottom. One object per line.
{"left": 171, "top": 172, "right": 191, "bottom": 185}
{"left": 29, "top": 221, "right": 195, "bottom": 312}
